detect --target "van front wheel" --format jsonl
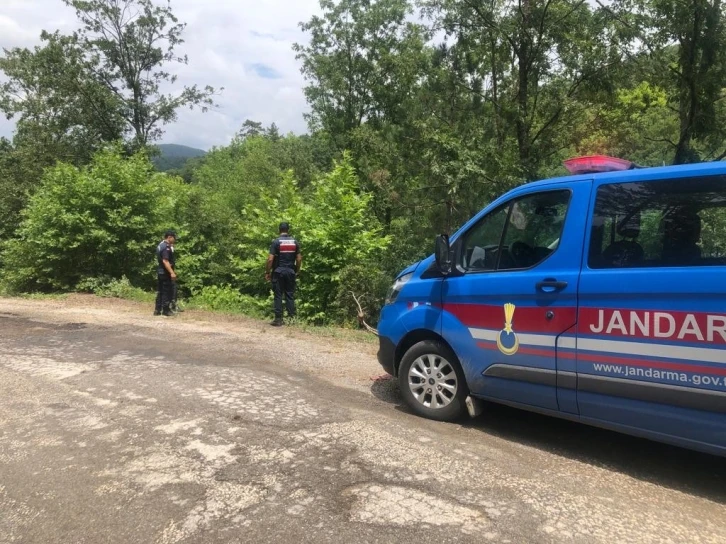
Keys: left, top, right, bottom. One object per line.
{"left": 398, "top": 341, "right": 468, "bottom": 421}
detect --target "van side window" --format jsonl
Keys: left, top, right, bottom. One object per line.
{"left": 461, "top": 190, "right": 571, "bottom": 272}
{"left": 589, "top": 176, "right": 726, "bottom": 268}
{"left": 461, "top": 204, "right": 508, "bottom": 271}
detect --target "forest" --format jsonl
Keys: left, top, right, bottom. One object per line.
{"left": 1, "top": 0, "right": 725, "bottom": 324}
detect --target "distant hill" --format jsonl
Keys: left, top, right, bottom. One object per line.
{"left": 152, "top": 144, "right": 207, "bottom": 172}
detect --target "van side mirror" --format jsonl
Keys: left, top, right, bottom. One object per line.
{"left": 435, "top": 234, "right": 452, "bottom": 275}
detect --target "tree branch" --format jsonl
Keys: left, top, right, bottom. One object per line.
{"left": 350, "top": 292, "right": 378, "bottom": 335}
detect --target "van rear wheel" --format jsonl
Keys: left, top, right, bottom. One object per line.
{"left": 398, "top": 340, "right": 468, "bottom": 421}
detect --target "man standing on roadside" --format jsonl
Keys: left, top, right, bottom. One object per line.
{"left": 265, "top": 222, "right": 302, "bottom": 326}
{"left": 154, "top": 230, "right": 177, "bottom": 317}
{"left": 169, "top": 243, "right": 184, "bottom": 313}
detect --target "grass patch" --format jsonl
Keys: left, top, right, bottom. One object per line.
{"left": 188, "top": 285, "right": 378, "bottom": 344}
{"left": 286, "top": 320, "right": 378, "bottom": 345}
{"left": 16, "top": 292, "right": 70, "bottom": 300}
{"left": 186, "top": 285, "right": 268, "bottom": 318}
{"left": 0, "top": 278, "right": 68, "bottom": 299}
{"left": 81, "top": 276, "right": 156, "bottom": 303}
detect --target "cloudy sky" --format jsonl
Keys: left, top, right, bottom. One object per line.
{"left": 0, "top": 0, "right": 323, "bottom": 150}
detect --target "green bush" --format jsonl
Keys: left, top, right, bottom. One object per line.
{"left": 294, "top": 153, "right": 391, "bottom": 323}
{"left": 332, "top": 264, "right": 392, "bottom": 326}
{"left": 179, "top": 137, "right": 288, "bottom": 289}
{"left": 231, "top": 152, "right": 391, "bottom": 324}
{"left": 1, "top": 146, "right": 189, "bottom": 292}
{"left": 97, "top": 276, "right": 154, "bottom": 302}
{"left": 75, "top": 275, "right": 154, "bottom": 302}
{"left": 189, "top": 285, "right": 269, "bottom": 317}
{"left": 380, "top": 216, "right": 432, "bottom": 278}
{"left": 75, "top": 275, "right": 115, "bottom": 293}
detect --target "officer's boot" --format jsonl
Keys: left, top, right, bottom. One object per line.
{"left": 271, "top": 317, "right": 283, "bottom": 327}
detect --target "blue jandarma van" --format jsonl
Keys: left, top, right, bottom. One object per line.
{"left": 377, "top": 155, "right": 726, "bottom": 456}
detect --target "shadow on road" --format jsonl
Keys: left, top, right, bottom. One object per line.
{"left": 370, "top": 375, "right": 401, "bottom": 404}
{"left": 371, "top": 380, "right": 726, "bottom": 504}
{"left": 466, "top": 402, "right": 726, "bottom": 504}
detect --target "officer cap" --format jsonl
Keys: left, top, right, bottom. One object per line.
{"left": 279, "top": 222, "right": 290, "bottom": 232}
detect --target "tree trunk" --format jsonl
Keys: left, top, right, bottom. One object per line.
{"left": 132, "top": 82, "right": 145, "bottom": 146}
{"left": 490, "top": 34, "right": 502, "bottom": 146}
{"left": 516, "top": 0, "right": 533, "bottom": 178}
{"left": 673, "top": 0, "right": 703, "bottom": 165}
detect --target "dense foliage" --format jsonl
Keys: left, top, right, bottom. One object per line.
{"left": 3, "top": 0, "right": 726, "bottom": 325}
{"left": 180, "top": 144, "right": 391, "bottom": 323}
{"left": 1, "top": 148, "right": 186, "bottom": 292}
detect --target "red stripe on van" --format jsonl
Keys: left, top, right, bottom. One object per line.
{"left": 445, "top": 303, "right": 576, "bottom": 333}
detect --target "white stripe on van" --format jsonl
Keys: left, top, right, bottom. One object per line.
{"left": 577, "top": 338, "right": 726, "bottom": 365}
{"left": 469, "top": 328, "right": 724, "bottom": 364}
{"left": 469, "top": 328, "right": 559, "bottom": 347}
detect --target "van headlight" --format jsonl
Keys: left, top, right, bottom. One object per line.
{"left": 385, "top": 272, "right": 413, "bottom": 305}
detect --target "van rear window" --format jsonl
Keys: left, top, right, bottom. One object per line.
{"left": 588, "top": 176, "right": 726, "bottom": 269}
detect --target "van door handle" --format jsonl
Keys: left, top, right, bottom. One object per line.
{"left": 536, "top": 279, "right": 568, "bottom": 293}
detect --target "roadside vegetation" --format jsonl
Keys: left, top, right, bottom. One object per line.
{"left": 3, "top": 0, "right": 726, "bottom": 326}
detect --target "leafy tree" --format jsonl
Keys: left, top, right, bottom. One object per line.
{"left": 177, "top": 131, "right": 336, "bottom": 290}
{"left": 0, "top": 140, "right": 42, "bottom": 248}
{"left": 1, "top": 1, "right": 217, "bottom": 152}
{"left": 176, "top": 136, "right": 284, "bottom": 287}
{"left": 1, "top": 147, "right": 187, "bottom": 292}
{"left": 294, "top": 0, "right": 430, "bottom": 148}
{"left": 274, "top": 132, "right": 337, "bottom": 189}
{"left": 569, "top": 80, "right": 678, "bottom": 166}
{"left": 237, "top": 119, "right": 265, "bottom": 140}
{"left": 0, "top": 0, "right": 218, "bottom": 251}
{"left": 603, "top": 0, "right": 726, "bottom": 163}
{"left": 422, "top": 0, "right": 622, "bottom": 179}
{"left": 296, "top": 0, "right": 455, "bottom": 236}
{"left": 63, "top": 0, "right": 218, "bottom": 147}
{"left": 0, "top": 31, "right": 126, "bottom": 165}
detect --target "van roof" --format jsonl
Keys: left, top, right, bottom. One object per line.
{"left": 451, "top": 160, "right": 726, "bottom": 242}
{"left": 522, "top": 160, "right": 726, "bottom": 191}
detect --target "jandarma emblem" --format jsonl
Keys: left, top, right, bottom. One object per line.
{"left": 496, "top": 303, "right": 519, "bottom": 355}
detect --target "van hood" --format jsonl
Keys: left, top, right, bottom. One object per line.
{"left": 397, "top": 260, "right": 421, "bottom": 279}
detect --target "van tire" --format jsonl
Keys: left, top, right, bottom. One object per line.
{"left": 398, "top": 340, "right": 468, "bottom": 422}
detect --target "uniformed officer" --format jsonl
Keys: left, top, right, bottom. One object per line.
{"left": 169, "top": 243, "right": 184, "bottom": 313}
{"left": 154, "top": 230, "right": 177, "bottom": 317}
{"left": 265, "top": 222, "right": 302, "bottom": 326}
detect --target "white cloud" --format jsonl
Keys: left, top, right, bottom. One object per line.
{"left": 0, "top": 0, "right": 321, "bottom": 150}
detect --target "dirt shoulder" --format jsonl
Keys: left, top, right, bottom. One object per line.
{"left": 0, "top": 294, "right": 385, "bottom": 394}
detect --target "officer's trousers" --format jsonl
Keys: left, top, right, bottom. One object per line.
{"left": 155, "top": 275, "right": 174, "bottom": 314}
{"left": 272, "top": 268, "right": 296, "bottom": 319}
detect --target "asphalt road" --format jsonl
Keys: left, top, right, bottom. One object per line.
{"left": 1, "top": 297, "right": 725, "bottom": 544}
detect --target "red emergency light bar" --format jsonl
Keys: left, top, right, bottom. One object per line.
{"left": 563, "top": 155, "right": 634, "bottom": 175}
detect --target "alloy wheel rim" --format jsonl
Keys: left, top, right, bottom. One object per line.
{"left": 407, "top": 354, "right": 458, "bottom": 409}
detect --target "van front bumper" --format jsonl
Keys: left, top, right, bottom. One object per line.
{"left": 377, "top": 335, "right": 396, "bottom": 376}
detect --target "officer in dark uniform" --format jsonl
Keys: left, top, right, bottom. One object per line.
{"left": 265, "top": 222, "right": 302, "bottom": 326}
{"left": 169, "top": 243, "right": 183, "bottom": 313}
{"left": 154, "top": 230, "right": 177, "bottom": 316}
